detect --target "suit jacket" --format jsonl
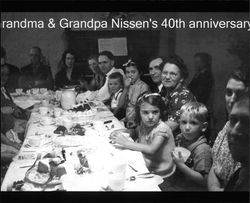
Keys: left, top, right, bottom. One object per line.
{"left": 20, "top": 63, "right": 54, "bottom": 90}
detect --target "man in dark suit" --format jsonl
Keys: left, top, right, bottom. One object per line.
{"left": 19, "top": 46, "right": 54, "bottom": 90}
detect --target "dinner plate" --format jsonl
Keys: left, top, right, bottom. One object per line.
{"left": 162, "top": 164, "right": 176, "bottom": 178}
{"left": 124, "top": 174, "right": 164, "bottom": 191}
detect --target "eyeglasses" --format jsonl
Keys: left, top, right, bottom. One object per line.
{"left": 122, "top": 59, "right": 136, "bottom": 67}
{"left": 161, "top": 71, "right": 178, "bottom": 79}
{"left": 137, "top": 93, "right": 161, "bottom": 102}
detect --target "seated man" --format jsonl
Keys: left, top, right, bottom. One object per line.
{"left": 224, "top": 92, "right": 249, "bottom": 191}
{"left": 79, "top": 55, "right": 105, "bottom": 91}
{"left": 19, "top": 46, "right": 54, "bottom": 91}
{"left": 148, "top": 57, "right": 164, "bottom": 93}
{"left": 1, "top": 46, "right": 20, "bottom": 93}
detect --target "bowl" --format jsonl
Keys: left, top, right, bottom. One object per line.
{"left": 39, "top": 107, "right": 49, "bottom": 116}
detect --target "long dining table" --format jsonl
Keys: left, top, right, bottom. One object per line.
{"left": 1, "top": 91, "right": 162, "bottom": 191}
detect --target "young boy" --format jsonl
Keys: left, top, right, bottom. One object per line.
{"left": 104, "top": 72, "right": 124, "bottom": 120}
{"left": 171, "top": 102, "right": 212, "bottom": 190}
{"left": 118, "top": 59, "right": 149, "bottom": 128}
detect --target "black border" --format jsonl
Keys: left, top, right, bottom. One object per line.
{"left": 0, "top": 191, "right": 249, "bottom": 203}
{"left": 1, "top": 0, "right": 249, "bottom": 202}
{"left": 0, "top": 1, "right": 249, "bottom": 12}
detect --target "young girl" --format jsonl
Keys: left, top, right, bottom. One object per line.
{"left": 119, "top": 59, "right": 149, "bottom": 128}
{"left": 171, "top": 102, "right": 212, "bottom": 190}
{"left": 110, "top": 93, "right": 176, "bottom": 177}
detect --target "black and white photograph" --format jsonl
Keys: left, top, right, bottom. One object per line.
{"left": 0, "top": 11, "right": 249, "bottom": 195}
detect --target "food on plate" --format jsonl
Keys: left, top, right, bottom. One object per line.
{"left": 68, "top": 124, "right": 85, "bottom": 136}
{"left": 71, "top": 103, "right": 91, "bottom": 112}
{"left": 25, "top": 167, "right": 50, "bottom": 185}
{"left": 54, "top": 125, "right": 67, "bottom": 134}
{"left": 56, "top": 166, "right": 67, "bottom": 177}
{"left": 50, "top": 157, "right": 63, "bottom": 166}
{"left": 37, "top": 159, "right": 51, "bottom": 173}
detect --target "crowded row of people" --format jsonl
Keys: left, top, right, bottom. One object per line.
{"left": 1, "top": 45, "right": 249, "bottom": 191}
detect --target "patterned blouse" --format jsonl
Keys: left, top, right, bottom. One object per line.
{"left": 212, "top": 121, "right": 241, "bottom": 187}
{"left": 162, "top": 84, "right": 195, "bottom": 123}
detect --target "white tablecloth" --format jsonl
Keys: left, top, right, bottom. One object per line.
{"left": 1, "top": 101, "right": 161, "bottom": 191}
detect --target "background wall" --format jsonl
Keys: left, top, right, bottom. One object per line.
{"left": 175, "top": 12, "right": 249, "bottom": 134}
{"left": 1, "top": 12, "right": 249, "bottom": 134}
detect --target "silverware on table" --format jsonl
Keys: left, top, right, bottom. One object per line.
{"left": 128, "top": 164, "right": 138, "bottom": 172}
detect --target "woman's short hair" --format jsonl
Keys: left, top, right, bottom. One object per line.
{"left": 179, "top": 101, "right": 208, "bottom": 123}
{"left": 159, "top": 55, "right": 189, "bottom": 80}
{"left": 135, "top": 93, "right": 165, "bottom": 125}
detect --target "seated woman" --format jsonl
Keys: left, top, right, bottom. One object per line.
{"left": 207, "top": 68, "right": 249, "bottom": 191}
{"left": 55, "top": 49, "right": 83, "bottom": 89}
{"left": 1, "top": 119, "right": 21, "bottom": 183}
{"left": 1, "top": 64, "right": 29, "bottom": 141}
{"left": 159, "top": 55, "right": 195, "bottom": 136}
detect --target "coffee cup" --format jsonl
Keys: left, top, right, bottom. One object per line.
{"left": 63, "top": 118, "right": 73, "bottom": 131}
{"left": 54, "top": 108, "right": 62, "bottom": 117}
{"left": 31, "top": 88, "right": 39, "bottom": 95}
{"left": 41, "top": 116, "right": 53, "bottom": 125}
{"left": 16, "top": 88, "right": 23, "bottom": 95}
{"left": 28, "top": 136, "right": 41, "bottom": 147}
{"left": 40, "top": 88, "right": 47, "bottom": 94}
{"left": 42, "top": 99, "right": 49, "bottom": 107}
{"left": 93, "top": 121, "right": 104, "bottom": 130}
{"left": 39, "top": 107, "right": 49, "bottom": 116}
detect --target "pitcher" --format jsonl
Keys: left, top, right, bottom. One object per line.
{"left": 60, "top": 87, "right": 76, "bottom": 110}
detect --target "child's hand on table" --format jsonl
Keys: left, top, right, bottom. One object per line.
{"left": 110, "top": 131, "right": 130, "bottom": 147}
